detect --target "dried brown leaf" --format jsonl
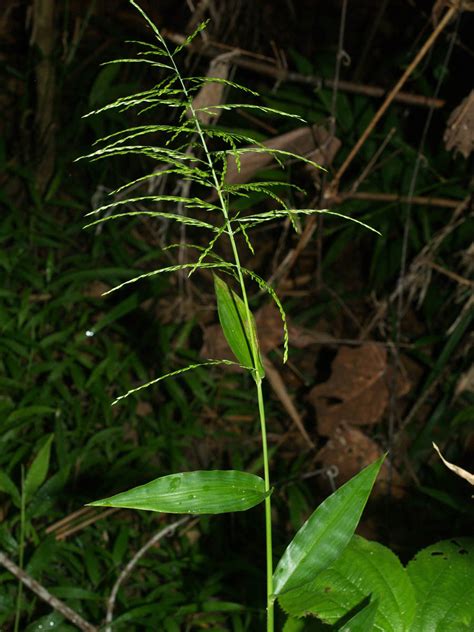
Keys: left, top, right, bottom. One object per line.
{"left": 444, "top": 90, "right": 474, "bottom": 159}
{"left": 316, "top": 424, "right": 404, "bottom": 498}
{"left": 309, "top": 344, "right": 388, "bottom": 435}
{"left": 433, "top": 442, "right": 474, "bottom": 486}
{"left": 309, "top": 343, "right": 410, "bottom": 436}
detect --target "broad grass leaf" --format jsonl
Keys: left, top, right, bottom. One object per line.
{"left": 214, "top": 275, "right": 265, "bottom": 380}
{"left": 24, "top": 434, "right": 54, "bottom": 502}
{"left": 279, "top": 537, "right": 415, "bottom": 632}
{"left": 407, "top": 538, "right": 474, "bottom": 630}
{"left": 0, "top": 471, "right": 20, "bottom": 506}
{"left": 88, "top": 470, "right": 268, "bottom": 514}
{"left": 273, "top": 456, "right": 384, "bottom": 596}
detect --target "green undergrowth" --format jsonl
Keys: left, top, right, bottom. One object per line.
{"left": 1, "top": 2, "right": 473, "bottom": 629}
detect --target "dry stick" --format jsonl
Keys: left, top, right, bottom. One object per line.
{"left": 54, "top": 509, "right": 121, "bottom": 541}
{"left": 0, "top": 550, "right": 97, "bottom": 632}
{"left": 424, "top": 259, "right": 474, "bottom": 287}
{"left": 163, "top": 30, "right": 445, "bottom": 109}
{"left": 389, "top": 8, "right": 461, "bottom": 475}
{"left": 45, "top": 506, "right": 92, "bottom": 534}
{"left": 46, "top": 507, "right": 121, "bottom": 540}
{"left": 105, "top": 517, "right": 191, "bottom": 632}
{"left": 330, "top": 3, "right": 458, "bottom": 192}
{"left": 317, "top": 0, "right": 349, "bottom": 288}
{"left": 337, "top": 191, "right": 462, "bottom": 209}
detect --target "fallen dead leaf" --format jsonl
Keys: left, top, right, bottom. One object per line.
{"left": 308, "top": 343, "right": 410, "bottom": 436}
{"left": 444, "top": 90, "right": 474, "bottom": 159}
{"left": 316, "top": 424, "right": 404, "bottom": 499}
{"left": 433, "top": 442, "right": 474, "bottom": 486}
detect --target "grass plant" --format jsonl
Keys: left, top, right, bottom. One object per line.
{"left": 82, "top": 3, "right": 383, "bottom": 629}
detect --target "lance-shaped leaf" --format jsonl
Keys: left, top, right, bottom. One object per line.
{"left": 214, "top": 274, "right": 265, "bottom": 379}
{"left": 273, "top": 456, "right": 384, "bottom": 596}
{"left": 24, "top": 434, "right": 54, "bottom": 502}
{"left": 88, "top": 470, "right": 268, "bottom": 514}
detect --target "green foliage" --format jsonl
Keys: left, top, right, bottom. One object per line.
{"left": 89, "top": 470, "right": 269, "bottom": 514}
{"left": 281, "top": 537, "right": 474, "bottom": 630}
{"left": 273, "top": 457, "right": 384, "bottom": 596}
{"left": 1, "top": 0, "right": 471, "bottom": 629}
{"left": 79, "top": 6, "right": 383, "bottom": 631}
{"left": 214, "top": 274, "right": 265, "bottom": 380}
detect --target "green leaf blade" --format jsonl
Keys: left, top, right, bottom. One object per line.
{"left": 273, "top": 456, "right": 384, "bottom": 596}
{"left": 214, "top": 274, "right": 265, "bottom": 379}
{"left": 88, "top": 470, "right": 268, "bottom": 514}
{"left": 24, "top": 435, "right": 54, "bottom": 502}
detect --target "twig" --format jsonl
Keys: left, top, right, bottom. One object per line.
{"left": 105, "top": 517, "right": 191, "bottom": 632}
{"left": 317, "top": 0, "right": 348, "bottom": 288}
{"left": 330, "top": 3, "right": 457, "bottom": 191}
{"left": 337, "top": 191, "right": 463, "bottom": 209}
{"left": 424, "top": 259, "right": 474, "bottom": 287}
{"left": 46, "top": 507, "right": 121, "bottom": 540}
{"left": 0, "top": 550, "right": 97, "bottom": 632}
{"left": 162, "top": 29, "right": 445, "bottom": 109}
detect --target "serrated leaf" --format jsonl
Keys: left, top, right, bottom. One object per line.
{"left": 335, "top": 597, "right": 378, "bottom": 631}
{"left": 273, "top": 456, "right": 384, "bottom": 596}
{"left": 214, "top": 274, "right": 265, "bottom": 380}
{"left": 407, "top": 538, "right": 474, "bottom": 630}
{"left": 24, "top": 434, "right": 54, "bottom": 502}
{"left": 279, "top": 537, "right": 415, "bottom": 632}
{"left": 88, "top": 470, "right": 269, "bottom": 514}
{"left": 283, "top": 616, "right": 330, "bottom": 631}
